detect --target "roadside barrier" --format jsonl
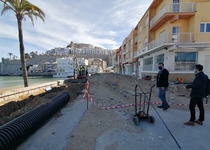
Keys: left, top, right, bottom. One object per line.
{"left": 0, "top": 82, "right": 63, "bottom": 106}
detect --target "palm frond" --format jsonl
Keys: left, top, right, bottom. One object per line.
{"left": 1, "top": 5, "right": 12, "bottom": 15}
{"left": 0, "top": 0, "right": 16, "bottom": 13}
{"left": 1, "top": 0, "right": 45, "bottom": 23}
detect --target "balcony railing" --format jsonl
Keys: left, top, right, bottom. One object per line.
{"left": 149, "top": 32, "right": 193, "bottom": 50}
{"left": 134, "top": 33, "right": 193, "bottom": 58}
{"left": 142, "top": 65, "right": 153, "bottom": 71}
{"left": 134, "top": 46, "right": 148, "bottom": 58}
{"left": 121, "top": 57, "right": 130, "bottom": 64}
{"left": 150, "top": 2, "right": 195, "bottom": 27}
{"left": 140, "top": 62, "right": 196, "bottom": 72}
{"left": 174, "top": 62, "right": 196, "bottom": 71}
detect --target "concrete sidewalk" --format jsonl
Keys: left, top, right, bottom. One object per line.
{"left": 16, "top": 94, "right": 87, "bottom": 150}
{"left": 16, "top": 95, "right": 210, "bottom": 150}
{"left": 94, "top": 107, "right": 210, "bottom": 150}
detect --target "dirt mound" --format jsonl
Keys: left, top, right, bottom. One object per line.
{"left": 0, "top": 83, "right": 85, "bottom": 126}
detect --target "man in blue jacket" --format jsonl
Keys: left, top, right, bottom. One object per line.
{"left": 184, "top": 64, "right": 208, "bottom": 126}
{"left": 156, "top": 63, "right": 170, "bottom": 110}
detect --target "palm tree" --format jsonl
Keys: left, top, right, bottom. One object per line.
{"left": 8, "top": 52, "right": 13, "bottom": 60}
{"left": 0, "top": 0, "right": 45, "bottom": 87}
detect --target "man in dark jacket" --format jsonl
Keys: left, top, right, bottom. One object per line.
{"left": 156, "top": 63, "right": 170, "bottom": 110}
{"left": 184, "top": 64, "right": 208, "bottom": 126}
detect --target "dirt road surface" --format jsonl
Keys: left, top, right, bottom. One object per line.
{"left": 1, "top": 73, "right": 210, "bottom": 150}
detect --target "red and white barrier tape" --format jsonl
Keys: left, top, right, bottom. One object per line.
{"left": 82, "top": 90, "right": 210, "bottom": 110}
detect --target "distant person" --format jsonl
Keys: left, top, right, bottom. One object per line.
{"left": 156, "top": 63, "right": 170, "bottom": 110}
{"left": 132, "top": 71, "right": 136, "bottom": 76}
{"left": 184, "top": 64, "right": 208, "bottom": 126}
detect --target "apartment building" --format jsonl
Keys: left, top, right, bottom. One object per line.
{"left": 113, "top": 48, "right": 121, "bottom": 73}
{"left": 121, "top": 29, "right": 138, "bottom": 75}
{"left": 46, "top": 47, "right": 112, "bottom": 56}
{"left": 53, "top": 57, "right": 76, "bottom": 78}
{"left": 120, "top": 0, "right": 210, "bottom": 82}
{"left": 89, "top": 58, "right": 107, "bottom": 72}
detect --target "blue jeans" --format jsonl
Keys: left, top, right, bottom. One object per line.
{"left": 158, "top": 87, "right": 169, "bottom": 107}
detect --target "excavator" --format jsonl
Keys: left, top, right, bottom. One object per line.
{"left": 77, "top": 65, "right": 88, "bottom": 79}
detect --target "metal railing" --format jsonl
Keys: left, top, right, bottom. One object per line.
{"left": 174, "top": 62, "right": 196, "bottom": 71}
{"left": 134, "top": 33, "right": 193, "bottom": 58}
{"left": 150, "top": 2, "right": 195, "bottom": 27}
{"left": 134, "top": 46, "right": 148, "bottom": 58}
{"left": 142, "top": 65, "right": 153, "bottom": 71}
{"left": 149, "top": 32, "right": 193, "bottom": 50}
{"left": 139, "top": 62, "right": 196, "bottom": 72}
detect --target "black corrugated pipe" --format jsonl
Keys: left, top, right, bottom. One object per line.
{"left": 0, "top": 92, "right": 70, "bottom": 150}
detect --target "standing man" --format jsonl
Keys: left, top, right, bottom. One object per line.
{"left": 184, "top": 64, "right": 208, "bottom": 126}
{"left": 156, "top": 63, "right": 170, "bottom": 110}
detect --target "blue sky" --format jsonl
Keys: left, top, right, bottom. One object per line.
{"left": 0, "top": 0, "right": 153, "bottom": 60}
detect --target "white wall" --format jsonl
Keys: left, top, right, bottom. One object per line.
{"left": 199, "top": 49, "right": 210, "bottom": 77}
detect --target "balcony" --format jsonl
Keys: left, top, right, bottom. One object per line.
{"left": 134, "top": 36, "right": 138, "bottom": 44}
{"left": 121, "top": 57, "right": 129, "bottom": 64}
{"left": 121, "top": 49, "right": 126, "bottom": 55}
{"left": 149, "top": 32, "right": 193, "bottom": 49}
{"left": 150, "top": 2, "right": 195, "bottom": 31}
{"left": 126, "top": 58, "right": 130, "bottom": 63}
{"left": 134, "top": 32, "right": 193, "bottom": 58}
{"left": 134, "top": 46, "right": 148, "bottom": 58}
{"left": 133, "top": 29, "right": 138, "bottom": 36}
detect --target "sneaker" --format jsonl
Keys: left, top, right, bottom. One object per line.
{"left": 195, "top": 120, "right": 203, "bottom": 125}
{"left": 184, "top": 121, "right": 195, "bottom": 126}
{"left": 157, "top": 105, "right": 164, "bottom": 108}
{"left": 163, "top": 105, "right": 170, "bottom": 110}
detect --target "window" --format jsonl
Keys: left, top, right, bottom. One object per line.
{"left": 175, "top": 52, "right": 197, "bottom": 70}
{"left": 145, "top": 16, "right": 148, "bottom": 27}
{"left": 159, "top": 31, "right": 166, "bottom": 44}
{"left": 144, "top": 37, "right": 148, "bottom": 46}
{"left": 138, "top": 42, "right": 141, "bottom": 50}
{"left": 144, "top": 57, "right": 153, "bottom": 65}
{"left": 173, "top": 0, "right": 179, "bottom": 12}
{"left": 156, "top": 54, "right": 164, "bottom": 64}
{"left": 130, "top": 39, "right": 133, "bottom": 45}
{"left": 143, "top": 57, "right": 153, "bottom": 71}
{"left": 175, "top": 52, "right": 197, "bottom": 62}
{"left": 200, "top": 23, "right": 210, "bottom": 32}
{"left": 172, "top": 27, "right": 179, "bottom": 42}
{"left": 138, "top": 25, "right": 142, "bottom": 33}
{"left": 172, "top": 27, "right": 179, "bottom": 35}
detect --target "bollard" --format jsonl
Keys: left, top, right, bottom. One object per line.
{"left": 57, "top": 81, "right": 60, "bottom": 86}
{"left": 86, "top": 80, "right": 90, "bottom": 109}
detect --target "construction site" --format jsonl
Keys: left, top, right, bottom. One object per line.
{"left": 0, "top": 73, "right": 210, "bottom": 150}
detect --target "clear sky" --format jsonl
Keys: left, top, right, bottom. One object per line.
{"left": 0, "top": 0, "right": 153, "bottom": 60}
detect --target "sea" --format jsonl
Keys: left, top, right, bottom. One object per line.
{"left": 0, "top": 76, "right": 67, "bottom": 89}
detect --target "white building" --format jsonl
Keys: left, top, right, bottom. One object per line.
{"left": 88, "top": 65, "right": 101, "bottom": 75}
{"left": 46, "top": 46, "right": 113, "bottom": 56}
{"left": 77, "top": 58, "right": 88, "bottom": 66}
{"left": 53, "top": 57, "right": 75, "bottom": 78}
